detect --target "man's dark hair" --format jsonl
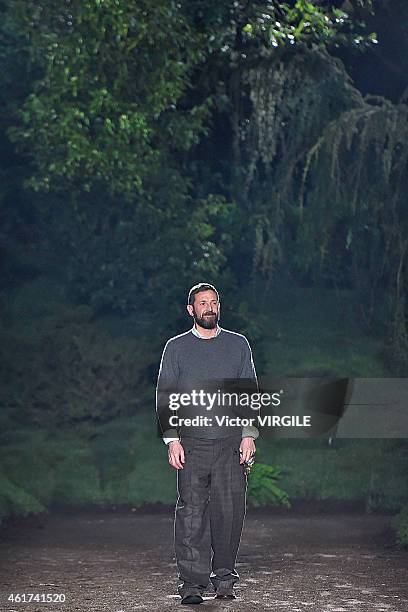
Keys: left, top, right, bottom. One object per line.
{"left": 188, "top": 283, "right": 220, "bottom": 305}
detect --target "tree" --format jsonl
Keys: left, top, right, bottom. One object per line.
{"left": 5, "top": 0, "right": 231, "bottom": 315}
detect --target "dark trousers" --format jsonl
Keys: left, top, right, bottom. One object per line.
{"left": 174, "top": 435, "right": 247, "bottom": 593}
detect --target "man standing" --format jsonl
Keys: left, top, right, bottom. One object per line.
{"left": 156, "top": 283, "right": 259, "bottom": 604}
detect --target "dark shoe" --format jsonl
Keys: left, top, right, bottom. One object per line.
{"left": 210, "top": 572, "right": 237, "bottom": 599}
{"left": 181, "top": 593, "right": 204, "bottom": 605}
{"left": 214, "top": 579, "right": 236, "bottom": 599}
{"left": 179, "top": 583, "right": 205, "bottom": 605}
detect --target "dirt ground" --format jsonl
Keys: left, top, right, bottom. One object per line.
{"left": 1, "top": 506, "right": 407, "bottom": 612}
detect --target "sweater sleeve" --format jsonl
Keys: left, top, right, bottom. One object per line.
{"left": 156, "top": 340, "right": 180, "bottom": 443}
{"left": 239, "top": 337, "right": 260, "bottom": 440}
{"left": 239, "top": 336, "right": 258, "bottom": 381}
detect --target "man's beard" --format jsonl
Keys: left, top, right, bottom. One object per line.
{"left": 193, "top": 309, "right": 219, "bottom": 329}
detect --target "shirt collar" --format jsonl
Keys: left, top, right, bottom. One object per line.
{"left": 191, "top": 324, "right": 222, "bottom": 339}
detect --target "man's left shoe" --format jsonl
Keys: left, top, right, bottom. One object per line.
{"left": 214, "top": 579, "right": 236, "bottom": 599}
{"left": 210, "top": 574, "right": 237, "bottom": 599}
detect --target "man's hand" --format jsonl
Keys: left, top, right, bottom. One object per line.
{"left": 239, "top": 436, "right": 256, "bottom": 464}
{"left": 168, "top": 440, "right": 185, "bottom": 470}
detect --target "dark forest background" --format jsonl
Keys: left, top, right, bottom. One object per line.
{"left": 0, "top": 0, "right": 407, "bottom": 545}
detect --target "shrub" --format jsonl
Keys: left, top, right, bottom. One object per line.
{"left": 247, "top": 462, "right": 290, "bottom": 508}
{"left": 392, "top": 504, "right": 408, "bottom": 547}
{"left": 0, "top": 304, "right": 151, "bottom": 425}
{"left": 0, "top": 475, "right": 45, "bottom": 524}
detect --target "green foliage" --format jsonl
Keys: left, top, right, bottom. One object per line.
{"left": 183, "top": 1, "right": 375, "bottom": 58}
{"left": 0, "top": 474, "right": 45, "bottom": 524}
{"left": 8, "top": 0, "right": 208, "bottom": 198}
{"left": 237, "top": 46, "right": 364, "bottom": 271}
{"left": 0, "top": 427, "right": 56, "bottom": 513}
{"left": 237, "top": 0, "right": 375, "bottom": 51}
{"left": 0, "top": 303, "right": 151, "bottom": 425}
{"left": 254, "top": 283, "right": 387, "bottom": 378}
{"left": 247, "top": 462, "right": 291, "bottom": 507}
{"left": 4, "top": 0, "right": 236, "bottom": 314}
{"left": 299, "top": 100, "right": 408, "bottom": 268}
{"left": 4, "top": 0, "right": 378, "bottom": 202}
{"left": 225, "top": 38, "right": 408, "bottom": 369}
{"left": 33, "top": 190, "right": 230, "bottom": 314}
{"left": 4, "top": 0, "right": 404, "bottom": 362}
{"left": 392, "top": 504, "right": 408, "bottom": 547}
{"left": 383, "top": 299, "right": 408, "bottom": 375}
{"left": 297, "top": 99, "right": 408, "bottom": 363}
{"left": 257, "top": 439, "right": 408, "bottom": 511}
{"left": 1, "top": 417, "right": 407, "bottom": 525}
{"left": 0, "top": 412, "right": 176, "bottom": 523}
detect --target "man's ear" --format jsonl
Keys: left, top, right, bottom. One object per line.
{"left": 186, "top": 304, "right": 194, "bottom": 317}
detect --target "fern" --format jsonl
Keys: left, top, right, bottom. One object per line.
{"left": 247, "top": 462, "right": 290, "bottom": 508}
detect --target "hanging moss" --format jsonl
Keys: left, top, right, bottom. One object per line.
{"left": 232, "top": 46, "right": 408, "bottom": 367}
{"left": 243, "top": 49, "right": 364, "bottom": 198}
{"left": 231, "top": 48, "right": 364, "bottom": 282}
{"left": 300, "top": 98, "right": 408, "bottom": 366}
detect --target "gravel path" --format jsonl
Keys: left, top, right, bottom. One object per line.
{"left": 1, "top": 508, "right": 407, "bottom": 611}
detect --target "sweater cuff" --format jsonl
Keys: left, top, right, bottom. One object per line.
{"left": 162, "top": 428, "right": 179, "bottom": 445}
{"left": 242, "top": 425, "right": 259, "bottom": 440}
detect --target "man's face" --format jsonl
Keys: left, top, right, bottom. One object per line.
{"left": 187, "top": 290, "right": 220, "bottom": 329}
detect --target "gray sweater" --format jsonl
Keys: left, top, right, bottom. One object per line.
{"left": 156, "top": 327, "right": 260, "bottom": 442}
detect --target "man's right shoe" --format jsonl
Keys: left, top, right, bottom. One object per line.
{"left": 181, "top": 593, "right": 204, "bottom": 604}
{"left": 179, "top": 584, "right": 205, "bottom": 605}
